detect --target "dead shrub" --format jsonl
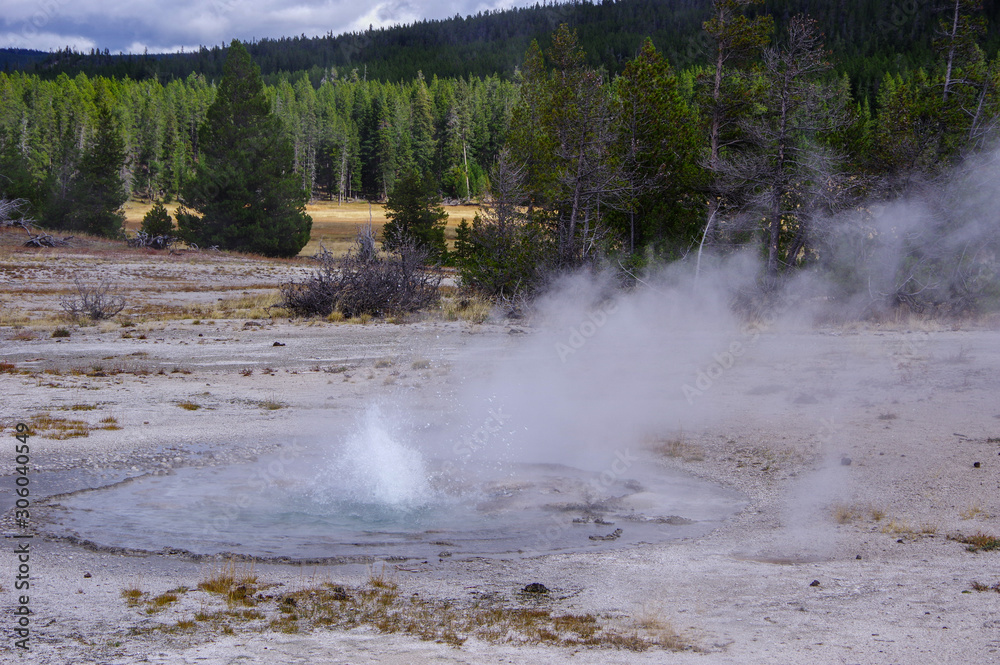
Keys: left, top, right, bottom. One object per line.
{"left": 60, "top": 277, "right": 127, "bottom": 321}
{"left": 280, "top": 232, "right": 440, "bottom": 318}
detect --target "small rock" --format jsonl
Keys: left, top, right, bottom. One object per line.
{"left": 272, "top": 341, "right": 285, "bottom": 347}
{"left": 589, "top": 528, "right": 623, "bottom": 541}
{"left": 83, "top": 572, "right": 92, "bottom": 578}
{"left": 840, "top": 457, "right": 852, "bottom": 466}
{"left": 522, "top": 583, "right": 549, "bottom": 594}
{"left": 973, "top": 461, "right": 981, "bottom": 468}
{"left": 856, "top": 554, "right": 862, "bottom": 560}
{"left": 809, "top": 580, "right": 821, "bottom": 587}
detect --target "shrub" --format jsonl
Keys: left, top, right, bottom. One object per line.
{"left": 453, "top": 148, "right": 554, "bottom": 300}
{"left": 454, "top": 213, "right": 553, "bottom": 300}
{"left": 135, "top": 201, "right": 176, "bottom": 250}
{"left": 281, "top": 229, "right": 441, "bottom": 318}
{"left": 60, "top": 277, "right": 127, "bottom": 321}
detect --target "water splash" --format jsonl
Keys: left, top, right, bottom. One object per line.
{"left": 331, "top": 406, "right": 432, "bottom": 509}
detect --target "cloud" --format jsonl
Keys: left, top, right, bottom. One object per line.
{"left": 0, "top": 0, "right": 535, "bottom": 53}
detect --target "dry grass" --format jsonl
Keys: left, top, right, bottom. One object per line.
{"left": 177, "top": 401, "right": 201, "bottom": 411}
{"left": 832, "top": 503, "right": 888, "bottom": 525}
{"left": 121, "top": 583, "right": 145, "bottom": 607}
{"left": 288, "top": 200, "right": 480, "bottom": 258}
{"left": 654, "top": 433, "right": 705, "bottom": 462}
{"left": 440, "top": 296, "right": 492, "bottom": 324}
{"left": 0, "top": 309, "right": 30, "bottom": 327}
{"left": 122, "top": 563, "right": 693, "bottom": 651}
{"left": 149, "top": 592, "right": 180, "bottom": 612}
{"left": 956, "top": 532, "right": 1000, "bottom": 552}
{"left": 960, "top": 502, "right": 987, "bottom": 520}
{"left": 272, "top": 573, "right": 690, "bottom": 651}
{"left": 255, "top": 398, "right": 286, "bottom": 411}
{"left": 832, "top": 504, "right": 859, "bottom": 524}
{"left": 198, "top": 560, "right": 260, "bottom": 607}
{"left": 880, "top": 519, "right": 913, "bottom": 535}
{"left": 27, "top": 413, "right": 91, "bottom": 439}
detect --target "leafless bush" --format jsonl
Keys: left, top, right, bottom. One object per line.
{"left": 280, "top": 233, "right": 441, "bottom": 318}
{"left": 60, "top": 277, "right": 127, "bottom": 321}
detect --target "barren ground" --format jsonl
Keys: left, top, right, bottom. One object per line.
{"left": 1, "top": 229, "right": 999, "bottom": 664}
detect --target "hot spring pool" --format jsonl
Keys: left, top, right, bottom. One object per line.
{"left": 37, "top": 452, "right": 746, "bottom": 561}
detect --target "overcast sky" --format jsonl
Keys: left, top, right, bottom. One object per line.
{"left": 1, "top": 0, "right": 538, "bottom": 54}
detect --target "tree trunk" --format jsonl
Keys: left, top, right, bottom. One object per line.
{"left": 944, "top": 0, "right": 960, "bottom": 101}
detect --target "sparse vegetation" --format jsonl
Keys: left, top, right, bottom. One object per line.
{"left": 957, "top": 532, "right": 1000, "bottom": 552}
{"left": 961, "top": 503, "right": 986, "bottom": 520}
{"left": 970, "top": 580, "right": 1000, "bottom": 593}
{"left": 117, "top": 562, "right": 693, "bottom": 650}
{"left": 280, "top": 232, "right": 440, "bottom": 319}
{"left": 441, "top": 296, "right": 492, "bottom": 324}
{"left": 198, "top": 560, "right": 260, "bottom": 607}
{"left": 177, "top": 401, "right": 201, "bottom": 411}
{"left": 655, "top": 433, "right": 705, "bottom": 462}
{"left": 27, "top": 412, "right": 91, "bottom": 439}
{"left": 121, "top": 585, "right": 144, "bottom": 607}
{"left": 60, "top": 277, "right": 127, "bottom": 321}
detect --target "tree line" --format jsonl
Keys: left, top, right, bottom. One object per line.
{"left": 0, "top": 67, "right": 516, "bottom": 210}
{"left": 1, "top": 0, "right": 999, "bottom": 303}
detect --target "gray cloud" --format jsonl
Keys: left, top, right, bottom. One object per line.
{"left": 1, "top": 0, "right": 532, "bottom": 53}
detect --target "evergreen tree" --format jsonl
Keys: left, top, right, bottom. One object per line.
{"left": 178, "top": 40, "right": 311, "bottom": 257}
{"left": 140, "top": 201, "right": 173, "bottom": 236}
{"left": 48, "top": 101, "right": 128, "bottom": 237}
{"left": 612, "top": 39, "right": 704, "bottom": 256}
{"left": 381, "top": 169, "right": 447, "bottom": 263}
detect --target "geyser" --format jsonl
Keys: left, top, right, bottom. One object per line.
{"left": 37, "top": 405, "right": 746, "bottom": 561}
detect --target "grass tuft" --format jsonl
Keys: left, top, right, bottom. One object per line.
{"left": 958, "top": 532, "right": 1000, "bottom": 552}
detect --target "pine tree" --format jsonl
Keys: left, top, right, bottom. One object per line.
{"left": 140, "top": 201, "right": 173, "bottom": 236}
{"left": 381, "top": 169, "right": 447, "bottom": 263}
{"left": 178, "top": 40, "right": 311, "bottom": 257}
{"left": 49, "top": 101, "right": 128, "bottom": 238}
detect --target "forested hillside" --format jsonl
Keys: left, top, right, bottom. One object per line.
{"left": 2, "top": 0, "right": 999, "bottom": 309}
{"left": 15, "top": 0, "right": 1000, "bottom": 100}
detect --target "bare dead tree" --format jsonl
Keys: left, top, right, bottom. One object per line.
{"left": 1, "top": 197, "right": 73, "bottom": 247}
{"left": 715, "top": 15, "right": 852, "bottom": 277}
